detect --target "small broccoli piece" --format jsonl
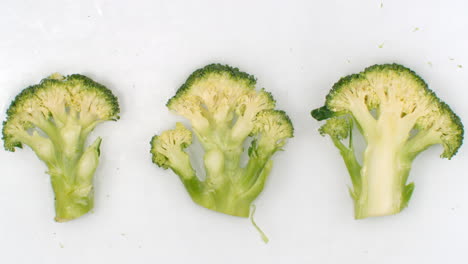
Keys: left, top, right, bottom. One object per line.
{"left": 2, "top": 73, "right": 119, "bottom": 222}
{"left": 311, "top": 64, "right": 464, "bottom": 219}
{"left": 151, "top": 64, "right": 293, "bottom": 217}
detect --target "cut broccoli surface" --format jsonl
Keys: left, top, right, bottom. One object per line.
{"left": 151, "top": 64, "right": 293, "bottom": 217}
{"left": 2, "top": 73, "right": 120, "bottom": 222}
{"left": 311, "top": 64, "right": 463, "bottom": 219}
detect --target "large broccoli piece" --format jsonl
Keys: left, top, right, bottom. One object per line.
{"left": 151, "top": 64, "right": 293, "bottom": 217}
{"left": 2, "top": 73, "right": 119, "bottom": 222}
{"left": 312, "top": 64, "right": 463, "bottom": 219}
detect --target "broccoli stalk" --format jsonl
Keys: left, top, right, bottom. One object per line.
{"left": 151, "top": 64, "right": 293, "bottom": 217}
{"left": 312, "top": 64, "right": 463, "bottom": 219}
{"left": 2, "top": 73, "right": 119, "bottom": 222}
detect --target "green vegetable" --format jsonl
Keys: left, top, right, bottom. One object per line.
{"left": 311, "top": 64, "right": 463, "bottom": 219}
{"left": 2, "top": 73, "right": 120, "bottom": 222}
{"left": 151, "top": 64, "right": 293, "bottom": 217}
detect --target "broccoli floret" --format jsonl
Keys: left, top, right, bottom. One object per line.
{"left": 151, "top": 64, "right": 293, "bottom": 217}
{"left": 2, "top": 73, "right": 119, "bottom": 222}
{"left": 311, "top": 64, "right": 464, "bottom": 219}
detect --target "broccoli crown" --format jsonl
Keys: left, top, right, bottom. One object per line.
{"left": 3, "top": 74, "right": 119, "bottom": 151}
{"left": 318, "top": 117, "right": 350, "bottom": 140}
{"left": 167, "top": 64, "right": 256, "bottom": 114}
{"left": 150, "top": 122, "right": 192, "bottom": 170}
{"left": 313, "top": 63, "right": 463, "bottom": 158}
{"left": 165, "top": 64, "right": 275, "bottom": 135}
{"left": 168, "top": 63, "right": 257, "bottom": 105}
{"left": 252, "top": 109, "right": 294, "bottom": 152}
{"left": 151, "top": 64, "right": 293, "bottom": 218}
{"left": 2, "top": 73, "right": 120, "bottom": 222}
{"left": 312, "top": 63, "right": 464, "bottom": 219}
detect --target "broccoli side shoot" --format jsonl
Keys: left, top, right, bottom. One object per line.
{"left": 151, "top": 64, "right": 293, "bottom": 217}
{"left": 311, "top": 64, "right": 463, "bottom": 219}
{"left": 2, "top": 73, "right": 120, "bottom": 222}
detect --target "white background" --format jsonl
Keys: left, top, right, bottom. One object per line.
{"left": 0, "top": 0, "right": 467, "bottom": 263}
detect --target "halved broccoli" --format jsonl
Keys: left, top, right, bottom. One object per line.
{"left": 151, "top": 64, "right": 293, "bottom": 217}
{"left": 2, "top": 73, "right": 119, "bottom": 222}
{"left": 312, "top": 64, "right": 463, "bottom": 219}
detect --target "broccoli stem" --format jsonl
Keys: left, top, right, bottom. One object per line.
{"left": 52, "top": 177, "right": 94, "bottom": 222}
{"left": 242, "top": 156, "right": 267, "bottom": 188}
{"left": 193, "top": 143, "right": 273, "bottom": 218}
{"left": 202, "top": 146, "right": 251, "bottom": 217}
{"left": 37, "top": 122, "right": 101, "bottom": 222}
{"left": 211, "top": 158, "right": 272, "bottom": 217}
{"left": 331, "top": 137, "right": 362, "bottom": 199}
{"left": 357, "top": 142, "right": 401, "bottom": 218}
{"left": 211, "top": 192, "right": 251, "bottom": 217}
{"left": 355, "top": 117, "right": 414, "bottom": 218}
{"left": 180, "top": 176, "right": 214, "bottom": 209}
{"left": 241, "top": 160, "right": 273, "bottom": 203}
